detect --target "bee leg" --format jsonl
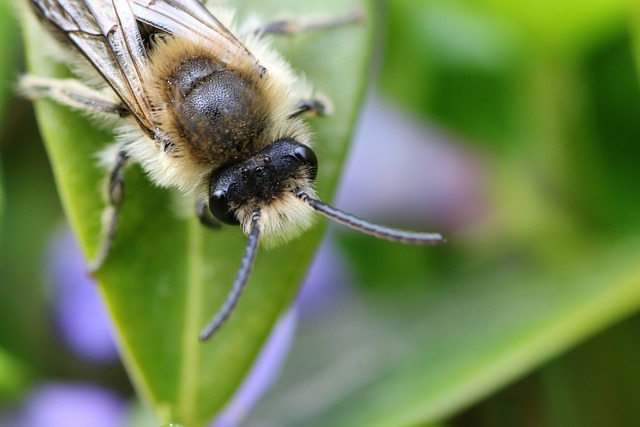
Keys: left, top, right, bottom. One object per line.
{"left": 19, "top": 76, "right": 128, "bottom": 117}
{"left": 196, "top": 197, "right": 222, "bottom": 228}
{"left": 89, "top": 149, "right": 129, "bottom": 273}
{"left": 252, "top": 9, "right": 363, "bottom": 38}
{"left": 289, "top": 98, "right": 333, "bottom": 118}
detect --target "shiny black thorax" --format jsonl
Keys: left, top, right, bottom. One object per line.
{"left": 164, "top": 56, "right": 270, "bottom": 166}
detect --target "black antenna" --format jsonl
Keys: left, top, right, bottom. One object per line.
{"left": 296, "top": 191, "right": 445, "bottom": 245}
{"left": 199, "top": 209, "right": 262, "bottom": 341}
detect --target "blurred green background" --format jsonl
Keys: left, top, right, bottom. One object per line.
{"left": 2, "top": 0, "right": 640, "bottom": 426}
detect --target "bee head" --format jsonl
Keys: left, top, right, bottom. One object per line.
{"left": 208, "top": 138, "right": 318, "bottom": 238}
{"left": 201, "top": 139, "right": 446, "bottom": 342}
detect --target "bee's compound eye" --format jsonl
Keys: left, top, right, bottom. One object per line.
{"left": 209, "top": 190, "right": 240, "bottom": 225}
{"left": 293, "top": 145, "right": 318, "bottom": 180}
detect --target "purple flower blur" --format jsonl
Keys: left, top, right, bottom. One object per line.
{"left": 47, "top": 226, "right": 119, "bottom": 364}
{"left": 18, "top": 382, "right": 126, "bottom": 427}
{"left": 211, "top": 308, "right": 297, "bottom": 427}
{"left": 336, "top": 92, "right": 486, "bottom": 230}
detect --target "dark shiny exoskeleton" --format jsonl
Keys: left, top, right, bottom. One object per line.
{"left": 163, "top": 57, "right": 270, "bottom": 166}
{"left": 209, "top": 138, "right": 318, "bottom": 225}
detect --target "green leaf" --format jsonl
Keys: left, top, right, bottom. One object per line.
{"left": 22, "top": 1, "right": 371, "bottom": 425}
{"left": 0, "top": 0, "right": 20, "bottom": 234}
{"left": 631, "top": 0, "right": 640, "bottom": 79}
{"left": 0, "top": 346, "right": 30, "bottom": 400}
{"left": 0, "top": 179, "right": 3, "bottom": 235}
{"left": 245, "top": 240, "right": 640, "bottom": 426}
{"left": 0, "top": 1, "right": 21, "bottom": 124}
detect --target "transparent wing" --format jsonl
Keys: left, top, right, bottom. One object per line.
{"left": 31, "top": 0, "right": 155, "bottom": 131}
{"left": 130, "top": 0, "right": 264, "bottom": 75}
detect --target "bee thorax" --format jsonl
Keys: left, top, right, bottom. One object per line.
{"left": 152, "top": 50, "right": 271, "bottom": 166}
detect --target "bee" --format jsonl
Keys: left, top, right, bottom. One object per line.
{"left": 21, "top": 0, "right": 445, "bottom": 341}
